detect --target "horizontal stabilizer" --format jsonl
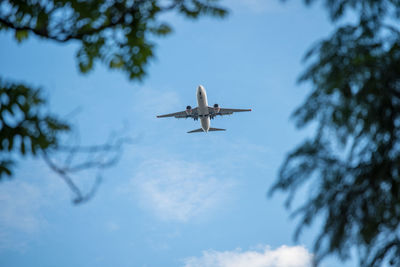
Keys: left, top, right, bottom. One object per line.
{"left": 187, "top": 128, "right": 204, "bottom": 133}
{"left": 187, "top": 128, "right": 226, "bottom": 133}
{"left": 209, "top": 127, "right": 226, "bottom": 132}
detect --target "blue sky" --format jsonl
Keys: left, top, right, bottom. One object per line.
{"left": 1, "top": 1, "right": 356, "bottom": 266}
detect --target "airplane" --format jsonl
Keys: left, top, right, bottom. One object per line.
{"left": 157, "top": 85, "right": 251, "bottom": 133}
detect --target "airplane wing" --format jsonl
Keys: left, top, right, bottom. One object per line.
{"left": 208, "top": 107, "right": 251, "bottom": 116}
{"left": 157, "top": 107, "right": 198, "bottom": 119}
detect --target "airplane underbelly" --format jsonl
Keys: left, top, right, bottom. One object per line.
{"left": 197, "top": 94, "right": 208, "bottom": 114}
{"left": 201, "top": 118, "right": 210, "bottom": 131}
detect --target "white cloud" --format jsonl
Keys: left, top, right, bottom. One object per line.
{"left": 131, "top": 159, "right": 235, "bottom": 222}
{"left": 183, "top": 245, "right": 313, "bottom": 267}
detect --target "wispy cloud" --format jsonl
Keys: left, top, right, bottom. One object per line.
{"left": 0, "top": 180, "right": 46, "bottom": 234}
{"left": 0, "top": 162, "right": 72, "bottom": 252}
{"left": 105, "top": 221, "right": 120, "bottom": 232}
{"left": 132, "top": 87, "right": 181, "bottom": 119}
{"left": 0, "top": 180, "right": 47, "bottom": 251}
{"left": 130, "top": 158, "right": 235, "bottom": 222}
{"left": 183, "top": 245, "right": 313, "bottom": 267}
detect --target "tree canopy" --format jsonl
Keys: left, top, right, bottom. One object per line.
{"left": 0, "top": 0, "right": 226, "bottom": 79}
{"left": 0, "top": 0, "right": 227, "bottom": 202}
{"left": 271, "top": 0, "right": 400, "bottom": 266}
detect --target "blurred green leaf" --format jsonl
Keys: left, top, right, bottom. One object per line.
{"left": 14, "top": 30, "right": 29, "bottom": 43}
{"left": 0, "top": 79, "right": 70, "bottom": 178}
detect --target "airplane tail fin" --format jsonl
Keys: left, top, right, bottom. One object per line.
{"left": 187, "top": 128, "right": 226, "bottom": 133}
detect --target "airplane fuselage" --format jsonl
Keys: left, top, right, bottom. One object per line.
{"left": 197, "top": 85, "right": 210, "bottom": 132}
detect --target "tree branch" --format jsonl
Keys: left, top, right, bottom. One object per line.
{"left": 41, "top": 135, "right": 131, "bottom": 204}
{"left": 0, "top": 0, "right": 181, "bottom": 43}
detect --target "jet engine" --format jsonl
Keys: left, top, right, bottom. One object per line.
{"left": 186, "top": 105, "right": 192, "bottom": 115}
{"left": 213, "top": 103, "right": 220, "bottom": 113}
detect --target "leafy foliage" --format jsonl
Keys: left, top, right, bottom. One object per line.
{"left": 0, "top": 80, "right": 69, "bottom": 178}
{"left": 271, "top": 1, "right": 400, "bottom": 266}
{"left": 301, "top": 0, "right": 400, "bottom": 22}
{"left": 0, "top": 0, "right": 227, "bottom": 80}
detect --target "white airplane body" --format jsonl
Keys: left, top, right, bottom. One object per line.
{"left": 157, "top": 85, "right": 251, "bottom": 133}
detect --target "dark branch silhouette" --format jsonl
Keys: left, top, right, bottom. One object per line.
{"left": 41, "top": 135, "right": 131, "bottom": 204}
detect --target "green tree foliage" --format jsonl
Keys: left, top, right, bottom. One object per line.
{"left": 0, "top": 0, "right": 226, "bottom": 79}
{"left": 271, "top": 0, "right": 400, "bottom": 266}
{"left": 0, "top": 0, "right": 227, "bottom": 201}
{"left": 0, "top": 80, "right": 69, "bottom": 177}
